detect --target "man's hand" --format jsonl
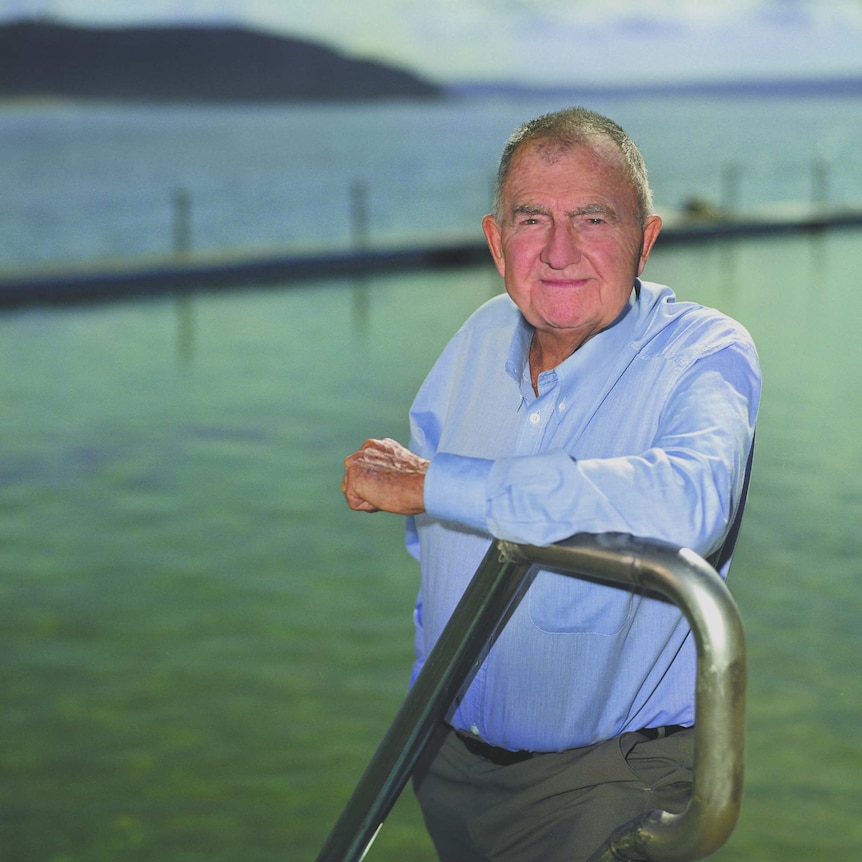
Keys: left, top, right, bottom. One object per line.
{"left": 342, "top": 438, "right": 429, "bottom": 515}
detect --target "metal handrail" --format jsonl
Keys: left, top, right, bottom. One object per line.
{"left": 315, "top": 532, "right": 746, "bottom": 862}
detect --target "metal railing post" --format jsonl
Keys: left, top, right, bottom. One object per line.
{"left": 315, "top": 542, "right": 535, "bottom": 862}
{"left": 522, "top": 535, "right": 746, "bottom": 862}
{"left": 315, "top": 533, "right": 746, "bottom": 862}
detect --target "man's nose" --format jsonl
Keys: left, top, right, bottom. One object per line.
{"left": 539, "top": 221, "right": 581, "bottom": 269}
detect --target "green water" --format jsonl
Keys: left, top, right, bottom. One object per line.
{"left": 1, "top": 232, "right": 860, "bottom": 860}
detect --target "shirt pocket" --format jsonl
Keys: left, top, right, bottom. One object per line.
{"left": 528, "top": 570, "right": 637, "bottom": 635}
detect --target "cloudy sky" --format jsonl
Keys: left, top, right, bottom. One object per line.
{"left": 3, "top": 0, "right": 862, "bottom": 85}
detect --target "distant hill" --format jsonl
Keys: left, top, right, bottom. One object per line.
{"left": 0, "top": 21, "right": 442, "bottom": 102}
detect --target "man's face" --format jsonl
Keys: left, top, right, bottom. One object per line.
{"left": 483, "top": 142, "right": 661, "bottom": 352}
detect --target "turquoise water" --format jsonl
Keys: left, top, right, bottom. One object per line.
{"left": 2, "top": 94, "right": 861, "bottom": 860}
{"left": 2, "top": 225, "right": 861, "bottom": 860}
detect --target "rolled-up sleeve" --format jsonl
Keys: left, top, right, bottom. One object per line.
{"left": 421, "top": 340, "right": 759, "bottom": 554}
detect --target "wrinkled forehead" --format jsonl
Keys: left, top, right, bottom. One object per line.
{"left": 498, "top": 138, "right": 644, "bottom": 227}
{"left": 504, "top": 138, "right": 632, "bottom": 201}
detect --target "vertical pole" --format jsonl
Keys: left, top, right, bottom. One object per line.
{"left": 720, "top": 163, "right": 741, "bottom": 213}
{"left": 350, "top": 180, "right": 370, "bottom": 327}
{"left": 350, "top": 180, "right": 369, "bottom": 250}
{"left": 811, "top": 158, "right": 829, "bottom": 207}
{"left": 173, "top": 187, "right": 192, "bottom": 257}
{"left": 808, "top": 159, "right": 829, "bottom": 269}
{"left": 172, "top": 187, "right": 194, "bottom": 364}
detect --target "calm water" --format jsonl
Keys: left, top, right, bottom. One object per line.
{"left": 1, "top": 94, "right": 862, "bottom": 268}
{"left": 1, "top": 96, "right": 861, "bottom": 860}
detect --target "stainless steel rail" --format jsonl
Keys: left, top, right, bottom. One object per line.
{"left": 315, "top": 532, "right": 746, "bottom": 862}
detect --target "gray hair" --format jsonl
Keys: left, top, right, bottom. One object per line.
{"left": 492, "top": 106, "right": 654, "bottom": 227}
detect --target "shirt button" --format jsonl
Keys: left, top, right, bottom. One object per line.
{"left": 558, "top": 401, "right": 566, "bottom": 412}
{"left": 529, "top": 411, "right": 540, "bottom": 424}
{"left": 470, "top": 725, "right": 480, "bottom": 736}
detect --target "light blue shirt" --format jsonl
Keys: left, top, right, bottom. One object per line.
{"left": 406, "top": 280, "right": 760, "bottom": 752}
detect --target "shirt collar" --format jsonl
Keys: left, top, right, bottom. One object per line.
{"left": 504, "top": 280, "right": 642, "bottom": 387}
{"left": 505, "top": 314, "right": 534, "bottom": 383}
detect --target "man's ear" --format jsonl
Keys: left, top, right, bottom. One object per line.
{"left": 636, "top": 214, "right": 662, "bottom": 276}
{"left": 482, "top": 214, "right": 506, "bottom": 279}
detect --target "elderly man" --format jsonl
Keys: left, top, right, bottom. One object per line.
{"left": 342, "top": 107, "right": 760, "bottom": 862}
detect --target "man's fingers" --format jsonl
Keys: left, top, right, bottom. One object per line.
{"left": 342, "top": 474, "right": 378, "bottom": 512}
{"left": 342, "top": 451, "right": 381, "bottom": 512}
{"left": 341, "top": 438, "right": 428, "bottom": 516}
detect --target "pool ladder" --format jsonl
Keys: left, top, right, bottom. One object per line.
{"left": 315, "top": 532, "right": 746, "bottom": 862}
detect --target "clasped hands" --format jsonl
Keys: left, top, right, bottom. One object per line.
{"left": 342, "top": 438, "right": 428, "bottom": 515}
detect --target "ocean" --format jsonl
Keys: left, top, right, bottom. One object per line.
{"left": 1, "top": 94, "right": 860, "bottom": 861}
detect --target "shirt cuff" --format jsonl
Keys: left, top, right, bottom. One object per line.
{"left": 424, "top": 452, "right": 493, "bottom": 532}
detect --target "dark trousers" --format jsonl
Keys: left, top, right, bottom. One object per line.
{"left": 412, "top": 727, "right": 694, "bottom": 862}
